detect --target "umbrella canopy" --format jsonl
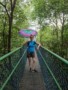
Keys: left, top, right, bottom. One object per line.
{"left": 19, "top": 29, "right": 37, "bottom": 38}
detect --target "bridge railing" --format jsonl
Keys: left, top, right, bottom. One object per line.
{"left": 0, "top": 45, "right": 68, "bottom": 90}
{"left": 37, "top": 46, "right": 68, "bottom": 90}
{"left": 0, "top": 46, "right": 26, "bottom": 90}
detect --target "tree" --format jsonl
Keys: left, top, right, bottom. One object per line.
{"left": 0, "top": 0, "right": 17, "bottom": 52}
{"left": 31, "top": 0, "right": 68, "bottom": 58}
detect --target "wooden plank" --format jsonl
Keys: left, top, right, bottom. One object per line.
{"left": 19, "top": 52, "right": 46, "bottom": 90}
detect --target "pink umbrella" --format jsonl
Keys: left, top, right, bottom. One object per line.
{"left": 19, "top": 29, "right": 37, "bottom": 38}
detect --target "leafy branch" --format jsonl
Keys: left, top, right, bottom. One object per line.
{"left": 0, "top": 2, "right": 10, "bottom": 17}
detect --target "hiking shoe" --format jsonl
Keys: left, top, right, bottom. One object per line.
{"left": 32, "top": 69, "right": 38, "bottom": 72}
{"left": 29, "top": 68, "right": 32, "bottom": 72}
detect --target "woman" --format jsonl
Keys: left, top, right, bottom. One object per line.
{"left": 24, "top": 34, "right": 40, "bottom": 72}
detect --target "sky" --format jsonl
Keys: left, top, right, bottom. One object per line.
{"left": 28, "top": 20, "right": 40, "bottom": 32}
{"left": 23, "top": 0, "right": 63, "bottom": 32}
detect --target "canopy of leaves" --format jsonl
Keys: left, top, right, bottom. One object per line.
{"left": 0, "top": 0, "right": 29, "bottom": 56}
{"left": 31, "top": 0, "right": 68, "bottom": 59}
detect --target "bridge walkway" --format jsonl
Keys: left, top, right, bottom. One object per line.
{"left": 19, "top": 52, "right": 46, "bottom": 90}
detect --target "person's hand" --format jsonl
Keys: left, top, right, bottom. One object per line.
{"left": 37, "top": 47, "right": 39, "bottom": 50}
{"left": 36, "top": 42, "right": 41, "bottom": 50}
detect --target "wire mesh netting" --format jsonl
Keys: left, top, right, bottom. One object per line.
{"left": 37, "top": 50, "right": 59, "bottom": 90}
{"left": 0, "top": 46, "right": 27, "bottom": 90}
{"left": 37, "top": 47, "right": 68, "bottom": 90}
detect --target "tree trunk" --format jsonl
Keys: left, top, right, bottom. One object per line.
{"left": 61, "top": 14, "right": 65, "bottom": 57}
{"left": 7, "top": 0, "right": 17, "bottom": 52}
{"left": 3, "top": 18, "right": 6, "bottom": 54}
{"left": 55, "top": 12, "right": 58, "bottom": 39}
{"left": 8, "top": 17, "right": 12, "bottom": 52}
{"left": 55, "top": 18, "right": 58, "bottom": 39}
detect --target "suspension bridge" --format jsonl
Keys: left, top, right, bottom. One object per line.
{"left": 0, "top": 46, "right": 68, "bottom": 90}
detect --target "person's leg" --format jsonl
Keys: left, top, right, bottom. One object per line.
{"left": 27, "top": 52, "right": 32, "bottom": 71}
{"left": 31, "top": 52, "right": 37, "bottom": 72}
{"left": 28, "top": 57, "right": 32, "bottom": 69}
{"left": 32, "top": 57, "right": 36, "bottom": 70}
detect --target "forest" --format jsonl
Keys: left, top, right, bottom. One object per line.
{"left": 0, "top": 0, "right": 68, "bottom": 59}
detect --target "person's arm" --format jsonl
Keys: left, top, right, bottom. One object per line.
{"left": 36, "top": 42, "right": 41, "bottom": 50}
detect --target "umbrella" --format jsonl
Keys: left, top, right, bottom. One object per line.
{"left": 19, "top": 29, "right": 37, "bottom": 38}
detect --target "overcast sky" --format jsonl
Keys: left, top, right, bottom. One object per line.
{"left": 28, "top": 20, "right": 40, "bottom": 32}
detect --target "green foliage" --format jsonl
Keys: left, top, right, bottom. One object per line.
{"left": 37, "top": 24, "right": 68, "bottom": 59}
{"left": 0, "top": 0, "right": 29, "bottom": 56}
{"left": 31, "top": 0, "right": 68, "bottom": 59}
{"left": 0, "top": 0, "right": 68, "bottom": 59}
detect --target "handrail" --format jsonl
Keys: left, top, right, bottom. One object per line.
{"left": 0, "top": 49, "right": 26, "bottom": 90}
{"left": 38, "top": 50, "right": 62, "bottom": 90}
{"left": 0, "top": 47, "right": 21, "bottom": 61}
{"left": 41, "top": 46, "right": 68, "bottom": 65}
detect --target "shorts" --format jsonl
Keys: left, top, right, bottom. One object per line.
{"left": 27, "top": 52, "right": 35, "bottom": 58}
